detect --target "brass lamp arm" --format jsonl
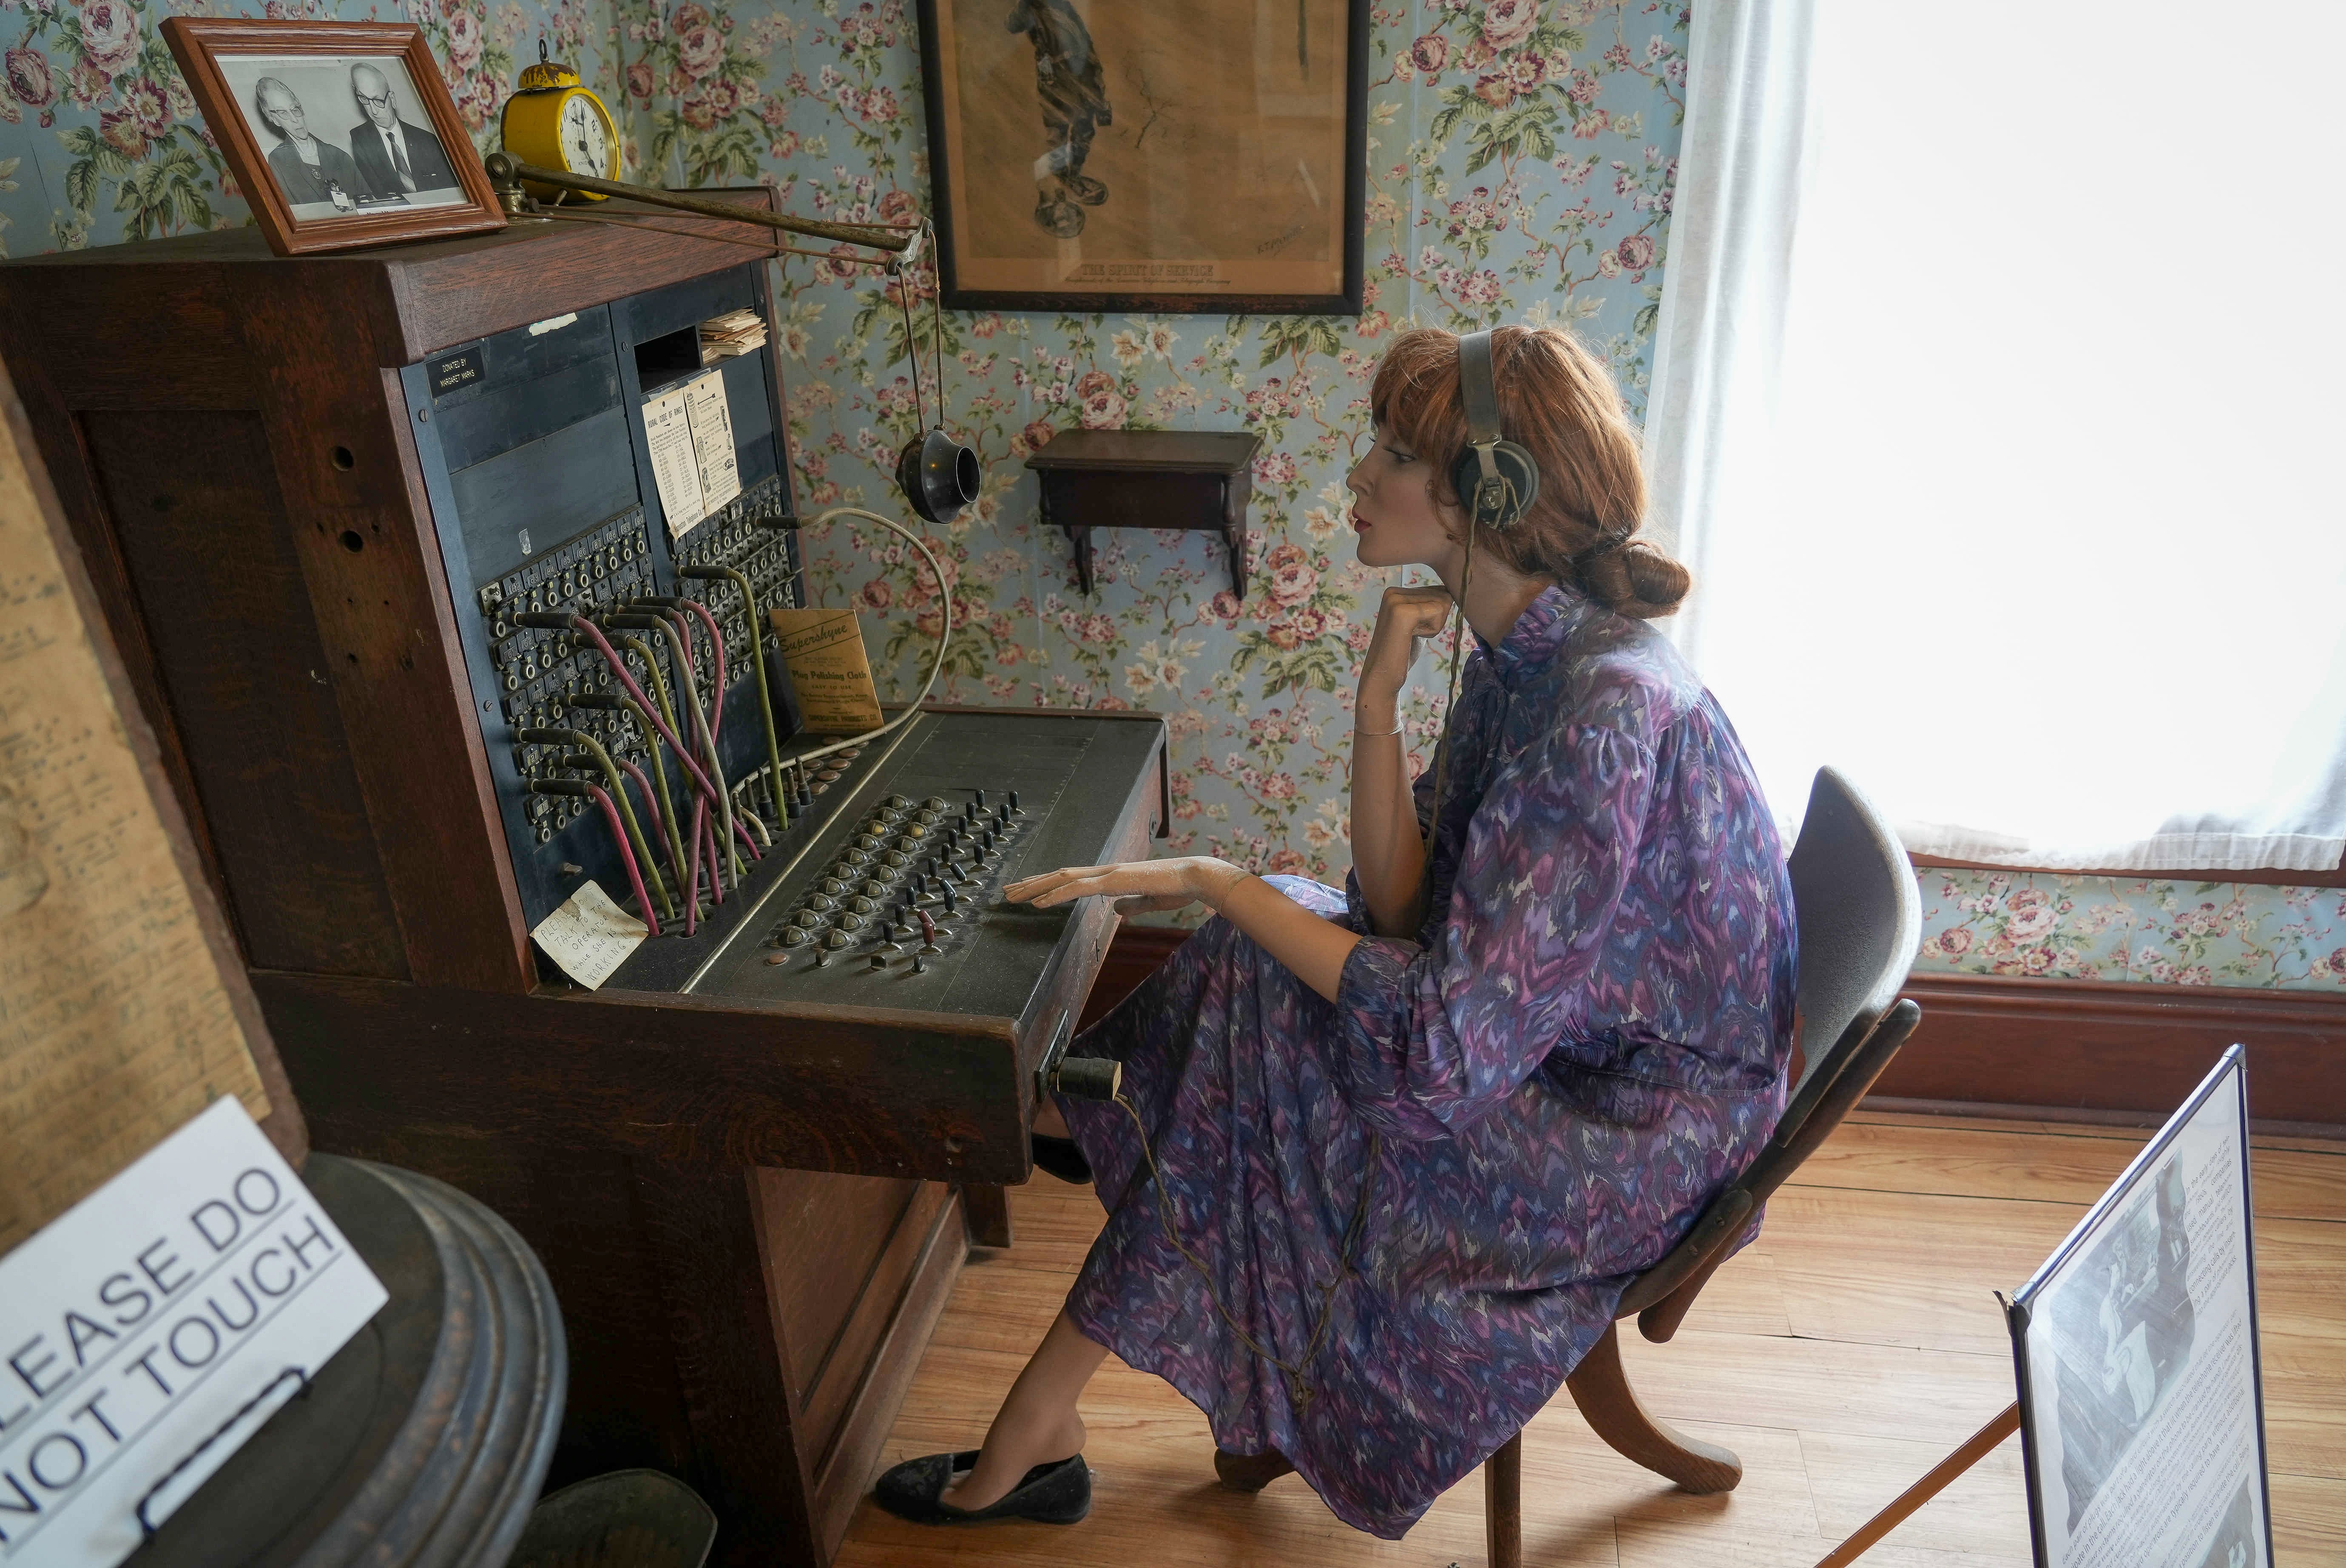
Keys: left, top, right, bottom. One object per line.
{"left": 483, "top": 152, "right": 916, "bottom": 253}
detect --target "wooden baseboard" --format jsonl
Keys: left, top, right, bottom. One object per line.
{"left": 1889, "top": 973, "right": 2346, "bottom": 1126}
{"left": 1084, "top": 931, "right": 2346, "bottom": 1128}
{"left": 1860, "top": 1095, "right": 2346, "bottom": 1143}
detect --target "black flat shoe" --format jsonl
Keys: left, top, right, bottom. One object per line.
{"left": 1031, "top": 1133, "right": 1093, "bottom": 1185}
{"left": 872, "top": 1450, "right": 1091, "bottom": 1525}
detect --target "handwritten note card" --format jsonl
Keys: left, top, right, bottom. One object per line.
{"left": 0, "top": 1096, "right": 387, "bottom": 1567}
{"left": 529, "top": 880, "right": 647, "bottom": 989}
{"left": 0, "top": 383, "right": 270, "bottom": 1256}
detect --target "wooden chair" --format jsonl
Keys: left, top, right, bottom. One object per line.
{"left": 1216, "top": 767, "right": 1925, "bottom": 1567}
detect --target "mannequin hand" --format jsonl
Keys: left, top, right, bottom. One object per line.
{"left": 1003, "top": 855, "right": 1248, "bottom": 915}
{"left": 1358, "top": 585, "right": 1454, "bottom": 717}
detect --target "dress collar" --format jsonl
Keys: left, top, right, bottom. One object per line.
{"left": 1481, "top": 582, "right": 1593, "bottom": 690}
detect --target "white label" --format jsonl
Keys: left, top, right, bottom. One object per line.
{"left": 0, "top": 1097, "right": 389, "bottom": 1567}
{"left": 682, "top": 370, "right": 741, "bottom": 516}
{"left": 529, "top": 879, "right": 646, "bottom": 989}
{"left": 527, "top": 312, "right": 579, "bottom": 336}
{"left": 644, "top": 385, "right": 707, "bottom": 539}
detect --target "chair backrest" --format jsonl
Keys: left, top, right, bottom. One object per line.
{"left": 1784, "top": 767, "right": 1923, "bottom": 1106}
{"left": 1616, "top": 767, "right": 1923, "bottom": 1332}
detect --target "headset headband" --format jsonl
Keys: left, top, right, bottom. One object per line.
{"left": 1451, "top": 328, "right": 1537, "bottom": 528}
{"left": 1459, "top": 329, "right": 1504, "bottom": 486}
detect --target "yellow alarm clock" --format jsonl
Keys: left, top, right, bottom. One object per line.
{"left": 500, "top": 40, "right": 619, "bottom": 202}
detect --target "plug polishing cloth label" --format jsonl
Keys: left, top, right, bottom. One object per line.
{"left": 0, "top": 1097, "right": 388, "bottom": 1568}
{"left": 768, "top": 608, "right": 883, "bottom": 734}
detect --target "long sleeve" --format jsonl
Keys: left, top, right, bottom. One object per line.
{"left": 1329, "top": 719, "right": 1657, "bottom": 1141}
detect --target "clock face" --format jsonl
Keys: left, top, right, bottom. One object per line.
{"left": 559, "top": 94, "right": 612, "bottom": 176}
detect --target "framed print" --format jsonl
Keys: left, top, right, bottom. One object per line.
{"left": 2006, "top": 1047, "right": 2274, "bottom": 1568}
{"left": 160, "top": 20, "right": 505, "bottom": 256}
{"left": 916, "top": 0, "right": 1368, "bottom": 315}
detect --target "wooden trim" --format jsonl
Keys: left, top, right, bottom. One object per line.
{"left": 1889, "top": 973, "right": 2346, "bottom": 1126}
{"left": 1908, "top": 851, "right": 2346, "bottom": 890}
{"left": 1862, "top": 1096, "right": 2346, "bottom": 1142}
{"left": 1084, "top": 930, "right": 2346, "bottom": 1127}
{"left": 810, "top": 1186, "right": 966, "bottom": 1561}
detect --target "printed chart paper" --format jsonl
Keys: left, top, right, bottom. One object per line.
{"left": 0, "top": 1096, "right": 388, "bottom": 1568}
{"left": 682, "top": 371, "right": 741, "bottom": 517}
{"left": 643, "top": 384, "right": 707, "bottom": 538}
{"left": 644, "top": 370, "right": 741, "bottom": 540}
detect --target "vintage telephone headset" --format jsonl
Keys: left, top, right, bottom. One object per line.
{"left": 1425, "top": 327, "right": 1539, "bottom": 815}
{"left": 1038, "top": 330, "right": 1543, "bottom": 1410}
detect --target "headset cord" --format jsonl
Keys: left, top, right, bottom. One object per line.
{"left": 1426, "top": 515, "right": 1480, "bottom": 851}
{"left": 1109, "top": 1092, "right": 1380, "bottom": 1414}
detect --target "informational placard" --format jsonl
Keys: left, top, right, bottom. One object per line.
{"left": 644, "top": 371, "right": 740, "bottom": 540}
{"left": 2008, "top": 1047, "right": 2272, "bottom": 1568}
{"left": 0, "top": 1096, "right": 387, "bottom": 1567}
{"left": 767, "top": 608, "right": 883, "bottom": 734}
{"left": 528, "top": 880, "right": 647, "bottom": 989}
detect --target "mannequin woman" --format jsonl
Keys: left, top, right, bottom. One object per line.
{"left": 870, "top": 325, "right": 1798, "bottom": 1538}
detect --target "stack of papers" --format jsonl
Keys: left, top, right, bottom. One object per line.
{"left": 700, "top": 308, "right": 768, "bottom": 364}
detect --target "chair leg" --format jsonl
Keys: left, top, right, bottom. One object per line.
{"left": 1485, "top": 1430, "right": 1522, "bottom": 1568}
{"left": 1563, "top": 1321, "right": 1743, "bottom": 1494}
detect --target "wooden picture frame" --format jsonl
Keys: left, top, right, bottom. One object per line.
{"left": 160, "top": 19, "right": 504, "bottom": 257}
{"left": 915, "top": 0, "right": 1367, "bottom": 316}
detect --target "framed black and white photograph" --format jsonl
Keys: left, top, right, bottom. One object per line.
{"left": 915, "top": 0, "right": 1368, "bottom": 315}
{"left": 161, "top": 20, "right": 504, "bottom": 256}
{"left": 2007, "top": 1047, "right": 2275, "bottom": 1568}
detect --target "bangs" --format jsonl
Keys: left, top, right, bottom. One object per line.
{"left": 1369, "top": 328, "right": 1467, "bottom": 478}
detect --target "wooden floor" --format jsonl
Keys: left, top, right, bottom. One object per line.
{"left": 837, "top": 1111, "right": 2346, "bottom": 1567}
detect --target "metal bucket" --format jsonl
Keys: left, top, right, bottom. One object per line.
{"left": 503, "top": 1470, "right": 717, "bottom": 1568}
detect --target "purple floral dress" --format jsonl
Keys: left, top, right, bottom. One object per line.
{"left": 1056, "top": 583, "right": 1798, "bottom": 1539}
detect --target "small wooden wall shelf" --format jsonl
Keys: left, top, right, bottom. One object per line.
{"left": 1026, "top": 428, "right": 1261, "bottom": 598}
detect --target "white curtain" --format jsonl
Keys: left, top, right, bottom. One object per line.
{"left": 1650, "top": 0, "right": 2346, "bottom": 873}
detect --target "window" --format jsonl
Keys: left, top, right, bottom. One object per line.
{"left": 1671, "top": 2, "right": 2346, "bottom": 870}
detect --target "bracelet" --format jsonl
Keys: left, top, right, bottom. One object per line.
{"left": 1355, "top": 722, "right": 1403, "bottom": 737}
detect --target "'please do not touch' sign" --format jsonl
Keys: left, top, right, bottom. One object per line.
{"left": 0, "top": 1097, "right": 387, "bottom": 1568}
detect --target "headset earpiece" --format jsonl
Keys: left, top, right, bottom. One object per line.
{"left": 1450, "top": 329, "right": 1539, "bottom": 530}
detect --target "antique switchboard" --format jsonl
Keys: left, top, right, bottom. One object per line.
{"left": 0, "top": 199, "right": 1166, "bottom": 1567}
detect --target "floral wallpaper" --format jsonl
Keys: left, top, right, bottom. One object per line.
{"left": 0, "top": 0, "right": 2329, "bottom": 990}
{"left": 1914, "top": 870, "right": 2346, "bottom": 992}
{"left": 751, "top": 0, "right": 1684, "bottom": 899}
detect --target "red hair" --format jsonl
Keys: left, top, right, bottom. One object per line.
{"left": 1369, "top": 325, "right": 1690, "bottom": 618}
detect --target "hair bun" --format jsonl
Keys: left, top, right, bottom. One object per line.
{"left": 1614, "top": 540, "right": 1692, "bottom": 618}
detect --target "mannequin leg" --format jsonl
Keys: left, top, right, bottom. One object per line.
{"left": 939, "top": 1307, "right": 1109, "bottom": 1511}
